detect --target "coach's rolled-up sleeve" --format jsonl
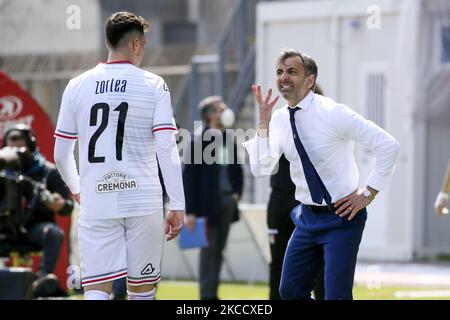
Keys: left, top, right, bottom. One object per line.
{"left": 243, "top": 117, "right": 283, "bottom": 177}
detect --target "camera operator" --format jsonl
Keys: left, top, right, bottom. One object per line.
{"left": 2, "top": 124, "right": 74, "bottom": 294}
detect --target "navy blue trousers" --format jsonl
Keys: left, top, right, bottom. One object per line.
{"left": 279, "top": 204, "right": 366, "bottom": 300}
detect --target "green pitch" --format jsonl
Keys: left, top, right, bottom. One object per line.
{"left": 68, "top": 281, "right": 450, "bottom": 300}
{"left": 155, "top": 281, "right": 450, "bottom": 300}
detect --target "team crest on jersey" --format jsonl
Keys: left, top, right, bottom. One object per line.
{"left": 96, "top": 171, "right": 138, "bottom": 193}
{"left": 141, "top": 263, "right": 156, "bottom": 275}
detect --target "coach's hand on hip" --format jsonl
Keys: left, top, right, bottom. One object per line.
{"left": 435, "top": 192, "right": 449, "bottom": 217}
{"left": 252, "top": 84, "right": 279, "bottom": 137}
{"left": 74, "top": 193, "right": 80, "bottom": 205}
{"left": 334, "top": 186, "right": 378, "bottom": 220}
{"left": 165, "top": 210, "right": 184, "bottom": 241}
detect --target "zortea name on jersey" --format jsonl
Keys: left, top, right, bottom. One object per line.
{"left": 95, "top": 78, "right": 127, "bottom": 94}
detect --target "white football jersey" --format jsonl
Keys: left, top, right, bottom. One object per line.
{"left": 55, "top": 61, "right": 178, "bottom": 219}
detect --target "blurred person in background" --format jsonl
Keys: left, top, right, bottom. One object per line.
{"left": 183, "top": 96, "right": 243, "bottom": 300}
{"left": 2, "top": 124, "right": 74, "bottom": 297}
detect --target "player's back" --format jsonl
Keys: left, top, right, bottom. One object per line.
{"left": 59, "top": 62, "right": 169, "bottom": 219}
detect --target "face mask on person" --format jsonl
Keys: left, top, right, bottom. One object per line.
{"left": 220, "top": 108, "right": 235, "bottom": 129}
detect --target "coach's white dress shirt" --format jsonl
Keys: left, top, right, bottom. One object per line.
{"left": 243, "top": 90, "right": 400, "bottom": 206}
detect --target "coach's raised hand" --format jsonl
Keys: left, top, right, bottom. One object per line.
{"left": 165, "top": 210, "right": 185, "bottom": 241}
{"left": 252, "top": 84, "right": 279, "bottom": 138}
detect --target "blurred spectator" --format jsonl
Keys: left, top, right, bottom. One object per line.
{"left": 183, "top": 96, "right": 243, "bottom": 300}
{"left": 2, "top": 124, "right": 74, "bottom": 297}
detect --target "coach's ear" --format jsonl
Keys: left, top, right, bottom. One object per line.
{"left": 306, "top": 75, "right": 315, "bottom": 90}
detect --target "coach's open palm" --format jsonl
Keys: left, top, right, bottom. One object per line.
{"left": 165, "top": 210, "right": 185, "bottom": 241}
{"left": 252, "top": 84, "right": 279, "bottom": 136}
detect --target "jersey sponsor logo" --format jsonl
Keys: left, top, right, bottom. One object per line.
{"left": 95, "top": 171, "right": 138, "bottom": 193}
{"left": 141, "top": 263, "right": 156, "bottom": 275}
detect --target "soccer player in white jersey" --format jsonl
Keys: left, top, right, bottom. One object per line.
{"left": 53, "top": 12, "right": 185, "bottom": 300}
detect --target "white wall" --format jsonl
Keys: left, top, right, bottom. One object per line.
{"left": 0, "top": 0, "right": 101, "bottom": 55}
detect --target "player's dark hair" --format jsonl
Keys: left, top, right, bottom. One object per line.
{"left": 106, "top": 11, "right": 150, "bottom": 49}
{"left": 313, "top": 83, "right": 323, "bottom": 95}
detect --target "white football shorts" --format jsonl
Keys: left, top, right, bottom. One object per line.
{"left": 78, "top": 212, "right": 163, "bottom": 287}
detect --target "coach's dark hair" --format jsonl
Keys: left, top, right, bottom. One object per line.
{"left": 277, "top": 49, "right": 318, "bottom": 90}
{"left": 198, "top": 96, "right": 224, "bottom": 123}
{"left": 313, "top": 83, "right": 323, "bottom": 95}
{"left": 106, "top": 11, "right": 150, "bottom": 49}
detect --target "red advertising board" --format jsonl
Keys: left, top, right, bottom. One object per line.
{"left": 0, "top": 71, "right": 70, "bottom": 291}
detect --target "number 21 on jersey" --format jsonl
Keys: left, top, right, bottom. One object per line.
{"left": 88, "top": 102, "right": 128, "bottom": 163}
